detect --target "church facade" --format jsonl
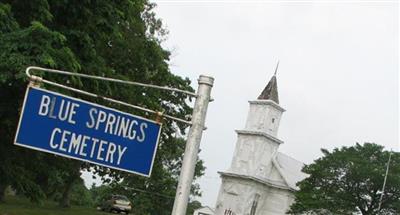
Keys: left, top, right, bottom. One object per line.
{"left": 214, "top": 73, "right": 307, "bottom": 215}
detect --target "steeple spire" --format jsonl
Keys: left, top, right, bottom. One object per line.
{"left": 274, "top": 61, "right": 279, "bottom": 76}
{"left": 257, "top": 62, "right": 280, "bottom": 103}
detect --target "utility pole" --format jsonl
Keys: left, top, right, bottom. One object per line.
{"left": 171, "top": 75, "right": 214, "bottom": 215}
{"left": 378, "top": 151, "right": 393, "bottom": 211}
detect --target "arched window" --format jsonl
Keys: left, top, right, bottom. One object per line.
{"left": 249, "top": 194, "right": 260, "bottom": 215}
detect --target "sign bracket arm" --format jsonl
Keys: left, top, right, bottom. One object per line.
{"left": 26, "top": 66, "right": 198, "bottom": 97}
{"left": 30, "top": 77, "right": 192, "bottom": 125}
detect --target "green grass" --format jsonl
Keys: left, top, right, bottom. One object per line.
{"left": 0, "top": 196, "right": 110, "bottom": 215}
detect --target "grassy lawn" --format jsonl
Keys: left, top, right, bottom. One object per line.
{"left": 0, "top": 196, "right": 110, "bottom": 215}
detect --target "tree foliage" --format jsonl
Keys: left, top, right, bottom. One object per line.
{"left": 288, "top": 143, "right": 400, "bottom": 215}
{"left": 186, "top": 200, "right": 202, "bottom": 215}
{"left": 0, "top": 0, "right": 205, "bottom": 212}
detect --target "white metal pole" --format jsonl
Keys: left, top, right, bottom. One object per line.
{"left": 172, "top": 75, "right": 214, "bottom": 215}
{"left": 378, "top": 151, "right": 393, "bottom": 211}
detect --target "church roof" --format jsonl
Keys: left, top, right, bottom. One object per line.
{"left": 194, "top": 206, "right": 215, "bottom": 214}
{"left": 219, "top": 152, "right": 308, "bottom": 191}
{"left": 274, "top": 152, "right": 308, "bottom": 190}
{"left": 257, "top": 63, "right": 280, "bottom": 103}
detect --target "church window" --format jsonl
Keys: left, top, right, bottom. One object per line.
{"left": 272, "top": 118, "right": 275, "bottom": 123}
{"left": 249, "top": 194, "right": 260, "bottom": 215}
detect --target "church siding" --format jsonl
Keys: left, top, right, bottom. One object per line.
{"left": 215, "top": 175, "right": 295, "bottom": 215}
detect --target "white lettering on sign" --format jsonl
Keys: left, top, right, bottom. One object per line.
{"left": 105, "top": 142, "right": 117, "bottom": 164}
{"left": 36, "top": 94, "right": 150, "bottom": 167}
{"left": 117, "top": 145, "right": 127, "bottom": 165}
{"left": 38, "top": 95, "right": 51, "bottom": 116}
{"left": 138, "top": 123, "right": 147, "bottom": 142}
{"left": 38, "top": 95, "right": 148, "bottom": 143}
{"left": 85, "top": 108, "right": 148, "bottom": 142}
{"left": 38, "top": 95, "right": 79, "bottom": 124}
{"left": 69, "top": 133, "right": 81, "bottom": 154}
{"left": 59, "top": 130, "right": 70, "bottom": 152}
{"left": 49, "top": 127, "right": 61, "bottom": 149}
{"left": 86, "top": 108, "right": 97, "bottom": 128}
{"left": 90, "top": 138, "right": 99, "bottom": 158}
{"left": 97, "top": 140, "right": 106, "bottom": 161}
{"left": 48, "top": 128, "right": 128, "bottom": 165}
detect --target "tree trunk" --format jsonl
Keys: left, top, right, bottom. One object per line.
{"left": 0, "top": 183, "right": 7, "bottom": 202}
{"left": 59, "top": 175, "right": 76, "bottom": 208}
{"left": 59, "top": 164, "right": 81, "bottom": 208}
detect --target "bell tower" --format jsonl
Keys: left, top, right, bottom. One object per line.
{"left": 215, "top": 63, "right": 308, "bottom": 215}
{"left": 245, "top": 71, "right": 284, "bottom": 137}
{"left": 228, "top": 63, "right": 285, "bottom": 177}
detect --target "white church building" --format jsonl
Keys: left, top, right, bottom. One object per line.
{"left": 214, "top": 71, "right": 308, "bottom": 215}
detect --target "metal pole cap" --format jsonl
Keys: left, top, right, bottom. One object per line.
{"left": 198, "top": 75, "right": 214, "bottom": 86}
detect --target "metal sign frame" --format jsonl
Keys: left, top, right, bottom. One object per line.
{"left": 14, "top": 86, "right": 162, "bottom": 177}
{"left": 25, "top": 66, "right": 194, "bottom": 125}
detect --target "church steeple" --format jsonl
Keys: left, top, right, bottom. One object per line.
{"left": 226, "top": 62, "right": 286, "bottom": 181}
{"left": 244, "top": 62, "right": 285, "bottom": 137}
{"left": 258, "top": 62, "right": 279, "bottom": 104}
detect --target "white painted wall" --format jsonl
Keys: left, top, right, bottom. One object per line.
{"left": 215, "top": 176, "right": 294, "bottom": 215}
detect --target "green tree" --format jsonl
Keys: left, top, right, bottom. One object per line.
{"left": 186, "top": 200, "right": 202, "bottom": 215}
{"left": 90, "top": 184, "right": 112, "bottom": 207}
{"left": 288, "top": 143, "right": 400, "bottom": 215}
{"left": 0, "top": 0, "right": 205, "bottom": 212}
{"left": 0, "top": 3, "right": 81, "bottom": 203}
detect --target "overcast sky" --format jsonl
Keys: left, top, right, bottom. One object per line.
{"left": 150, "top": 0, "right": 399, "bottom": 207}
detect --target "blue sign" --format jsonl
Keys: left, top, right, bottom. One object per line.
{"left": 14, "top": 86, "right": 162, "bottom": 177}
